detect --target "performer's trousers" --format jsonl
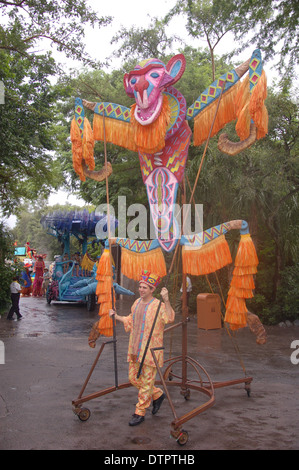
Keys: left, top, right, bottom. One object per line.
{"left": 129, "top": 361, "right": 163, "bottom": 416}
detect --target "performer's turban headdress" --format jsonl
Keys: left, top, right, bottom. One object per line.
{"left": 139, "top": 270, "right": 161, "bottom": 290}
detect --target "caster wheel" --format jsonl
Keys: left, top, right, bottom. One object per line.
{"left": 180, "top": 388, "right": 190, "bottom": 400}
{"left": 245, "top": 383, "right": 251, "bottom": 397}
{"left": 177, "top": 430, "right": 189, "bottom": 446}
{"left": 171, "top": 428, "right": 189, "bottom": 446}
{"left": 78, "top": 407, "right": 91, "bottom": 422}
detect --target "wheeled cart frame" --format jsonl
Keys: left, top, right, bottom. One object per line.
{"left": 72, "top": 294, "right": 252, "bottom": 446}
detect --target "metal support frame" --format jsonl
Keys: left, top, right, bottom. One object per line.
{"left": 72, "top": 311, "right": 252, "bottom": 444}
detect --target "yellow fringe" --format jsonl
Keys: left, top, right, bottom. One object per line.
{"left": 193, "top": 83, "right": 240, "bottom": 147}
{"left": 81, "top": 253, "right": 95, "bottom": 271}
{"left": 70, "top": 118, "right": 85, "bottom": 182}
{"left": 182, "top": 235, "right": 232, "bottom": 275}
{"left": 93, "top": 114, "right": 138, "bottom": 151}
{"left": 121, "top": 247, "right": 167, "bottom": 281}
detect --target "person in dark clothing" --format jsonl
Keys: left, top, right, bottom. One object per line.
{"left": 7, "top": 276, "right": 22, "bottom": 320}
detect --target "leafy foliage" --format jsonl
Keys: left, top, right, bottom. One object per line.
{"left": 0, "top": 222, "right": 20, "bottom": 314}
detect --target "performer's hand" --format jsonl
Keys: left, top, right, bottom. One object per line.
{"left": 109, "top": 309, "right": 116, "bottom": 317}
{"left": 160, "top": 287, "right": 169, "bottom": 302}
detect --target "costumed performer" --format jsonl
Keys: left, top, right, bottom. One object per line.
{"left": 109, "top": 270, "right": 175, "bottom": 426}
{"left": 21, "top": 265, "right": 32, "bottom": 296}
{"left": 32, "top": 256, "right": 45, "bottom": 297}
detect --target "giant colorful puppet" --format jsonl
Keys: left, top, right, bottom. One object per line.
{"left": 71, "top": 49, "right": 268, "bottom": 337}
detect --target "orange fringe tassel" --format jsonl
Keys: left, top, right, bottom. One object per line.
{"left": 82, "top": 117, "right": 95, "bottom": 170}
{"left": 182, "top": 235, "right": 232, "bottom": 275}
{"left": 225, "top": 233, "right": 259, "bottom": 331}
{"left": 93, "top": 115, "right": 137, "bottom": 152}
{"left": 228, "top": 286, "right": 254, "bottom": 299}
{"left": 70, "top": 118, "right": 85, "bottom": 181}
{"left": 231, "top": 274, "right": 255, "bottom": 289}
{"left": 120, "top": 247, "right": 167, "bottom": 281}
{"left": 193, "top": 69, "right": 268, "bottom": 147}
{"left": 130, "top": 95, "right": 171, "bottom": 153}
{"left": 95, "top": 249, "right": 115, "bottom": 337}
{"left": 193, "top": 83, "right": 240, "bottom": 147}
{"left": 235, "top": 70, "right": 268, "bottom": 141}
{"left": 235, "top": 75, "right": 250, "bottom": 117}
{"left": 249, "top": 70, "right": 268, "bottom": 139}
{"left": 235, "top": 234, "right": 259, "bottom": 268}
{"left": 233, "top": 265, "right": 257, "bottom": 275}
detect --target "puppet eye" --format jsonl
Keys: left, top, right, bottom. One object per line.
{"left": 131, "top": 77, "right": 137, "bottom": 85}
{"left": 150, "top": 72, "right": 160, "bottom": 78}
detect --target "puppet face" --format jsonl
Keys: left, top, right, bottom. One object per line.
{"left": 124, "top": 55, "right": 186, "bottom": 126}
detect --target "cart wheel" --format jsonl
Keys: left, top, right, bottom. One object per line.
{"left": 46, "top": 287, "right": 51, "bottom": 304}
{"left": 78, "top": 408, "right": 91, "bottom": 422}
{"left": 180, "top": 388, "right": 191, "bottom": 400}
{"left": 177, "top": 430, "right": 189, "bottom": 446}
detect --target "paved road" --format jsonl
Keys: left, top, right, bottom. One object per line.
{"left": 0, "top": 296, "right": 298, "bottom": 451}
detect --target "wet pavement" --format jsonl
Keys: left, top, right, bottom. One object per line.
{"left": 0, "top": 295, "right": 299, "bottom": 451}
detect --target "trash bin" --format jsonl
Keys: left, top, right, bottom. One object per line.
{"left": 197, "top": 293, "right": 222, "bottom": 330}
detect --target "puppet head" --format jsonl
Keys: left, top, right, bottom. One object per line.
{"left": 124, "top": 54, "right": 186, "bottom": 126}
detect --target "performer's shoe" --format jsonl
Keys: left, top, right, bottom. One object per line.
{"left": 129, "top": 414, "right": 145, "bottom": 426}
{"left": 152, "top": 393, "right": 166, "bottom": 415}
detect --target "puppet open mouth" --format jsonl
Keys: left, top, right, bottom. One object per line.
{"left": 134, "top": 94, "right": 163, "bottom": 126}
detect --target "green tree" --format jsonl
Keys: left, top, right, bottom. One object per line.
{"left": 0, "top": 51, "right": 63, "bottom": 214}
{"left": 232, "top": 0, "right": 299, "bottom": 78}
{"left": 0, "top": 0, "right": 112, "bottom": 216}
{"left": 110, "top": 16, "right": 182, "bottom": 62}
{"left": 0, "top": 222, "right": 19, "bottom": 314}
{"left": 165, "top": 0, "right": 246, "bottom": 80}
{"left": 0, "top": 0, "right": 112, "bottom": 69}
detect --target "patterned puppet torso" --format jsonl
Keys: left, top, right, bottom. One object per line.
{"left": 122, "top": 297, "right": 175, "bottom": 368}
{"left": 138, "top": 87, "right": 192, "bottom": 252}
